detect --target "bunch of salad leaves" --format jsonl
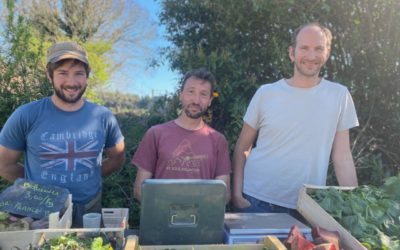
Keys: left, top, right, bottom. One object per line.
{"left": 30, "top": 233, "right": 114, "bottom": 250}
{"left": 311, "top": 174, "right": 400, "bottom": 250}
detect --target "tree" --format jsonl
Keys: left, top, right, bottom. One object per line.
{"left": 0, "top": 0, "right": 51, "bottom": 191}
{"left": 317, "top": 1, "right": 400, "bottom": 183}
{"left": 160, "top": 0, "right": 400, "bottom": 184}
{"left": 19, "top": 0, "right": 156, "bottom": 81}
{"left": 160, "top": 0, "right": 302, "bottom": 147}
{"left": 2, "top": 0, "right": 157, "bottom": 103}
{"left": 0, "top": 0, "right": 52, "bottom": 127}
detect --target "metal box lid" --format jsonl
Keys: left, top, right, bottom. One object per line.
{"left": 224, "top": 212, "right": 311, "bottom": 235}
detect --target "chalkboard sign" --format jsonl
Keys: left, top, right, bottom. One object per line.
{"left": 0, "top": 178, "right": 70, "bottom": 219}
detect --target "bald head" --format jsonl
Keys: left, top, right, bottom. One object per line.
{"left": 291, "top": 23, "right": 332, "bottom": 50}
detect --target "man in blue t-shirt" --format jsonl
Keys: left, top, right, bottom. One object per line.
{"left": 0, "top": 41, "right": 125, "bottom": 227}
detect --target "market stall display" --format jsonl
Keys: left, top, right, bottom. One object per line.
{"left": 5, "top": 178, "right": 391, "bottom": 249}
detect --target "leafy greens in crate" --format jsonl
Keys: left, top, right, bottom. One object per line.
{"left": 311, "top": 174, "right": 400, "bottom": 250}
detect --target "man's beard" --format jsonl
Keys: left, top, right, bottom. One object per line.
{"left": 53, "top": 82, "right": 86, "bottom": 103}
{"left": 183, "top": 104, "right": 207, "bottom": 119}
{"left": 294, "top": 60, "right": 323, "bottom": 78}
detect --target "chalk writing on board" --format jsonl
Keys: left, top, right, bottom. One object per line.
{"left": 0, "top": 178, "right": 69, "bottom": 219}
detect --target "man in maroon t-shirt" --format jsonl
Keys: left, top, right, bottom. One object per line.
{"left": 131, "top": 68, "right": 231, "bottom": 202}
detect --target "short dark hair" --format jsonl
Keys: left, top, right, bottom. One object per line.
{"left": 46, "top": 58, "right": 91, "bottom": 79}
{"left": 180, "top": 68, "right": 216, "bottom": 97}
{"left": 291, "top": 22, "right": 332, "bottom": 50}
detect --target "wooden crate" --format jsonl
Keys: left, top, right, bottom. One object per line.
{"left": 0, "top": 194, "right": 73, "bottom": 250}
{"left": 124, "top": 235, "right": 287, "bottom": 250}
{"left": 296, "top": 185, "right": 366, "bottom": 250}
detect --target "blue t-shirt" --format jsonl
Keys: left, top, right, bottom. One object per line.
{"left": 0, "top": 97, "right": 124, "bottom": 203}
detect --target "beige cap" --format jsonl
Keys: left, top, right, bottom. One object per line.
{"left": 47, "top": 41, "right": 89, "bottom": 66}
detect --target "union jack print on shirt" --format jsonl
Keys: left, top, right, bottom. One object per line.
{"left": 40, "top": 139, "right": 98, "bottom": 171}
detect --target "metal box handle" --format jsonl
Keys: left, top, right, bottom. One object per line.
{"left": 171, "top": 214, "right": 196, "bottom": 225}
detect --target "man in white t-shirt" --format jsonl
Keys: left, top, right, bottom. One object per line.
{"left": 232, "top": 22, "right": 359, "bottom": 216}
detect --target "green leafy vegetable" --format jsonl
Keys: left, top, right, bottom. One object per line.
{"left": 311, "top": 174, "right": 400, "bottom": 250}
{"left": 30, "top": 233, "right": 114, "bottom": 250}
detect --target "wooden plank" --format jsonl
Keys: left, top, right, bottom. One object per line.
{"left": 0, "top": 230, "right": 35, "bottom": 250}
{"left": 125, "top": 235, "right": 140, "bottom": 250}
{"left": 263, "top": 235, "right": 287, "bottom": 250}
{"left": 131, "top": 236, "right": 286, "bottom": 250}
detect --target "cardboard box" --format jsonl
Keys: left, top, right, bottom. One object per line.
{"left": 0, "top": 194, "right": 73, "bottom": 250}
{"left": 124, "top": 235, "right": 287, "bottom": 250}
{"left": 32, "top": 227, "right": 125, "bottom": 248}
{"left": 296, "top": 185, "right": 367, "bottom": 250}
{"left": 223, "top": 213, "right": 312, "bottom": 244}
{"left": 102, "top": 208, "right": 129, "bottom": 229}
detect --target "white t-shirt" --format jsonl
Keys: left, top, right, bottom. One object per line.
{"left": 243, "top": 78, "right": 359, "bottom": 208}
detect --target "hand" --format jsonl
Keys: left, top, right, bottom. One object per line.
{"left": 232, "top": 194, "right": 251, "bottom": 209}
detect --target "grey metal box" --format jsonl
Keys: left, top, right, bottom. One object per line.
{"left": 139, "top": 179, "right": 226, "bottom": 245}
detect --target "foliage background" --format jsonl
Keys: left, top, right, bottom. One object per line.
{"left": 1, "top": 0, "right": 400, "bottom": 227}
{"left": 159, "top": 0, "right": 400, "bottom": 185}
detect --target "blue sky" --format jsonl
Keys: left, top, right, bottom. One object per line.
{"left": 108, "top": 0, "right": 180, "bottom": 97}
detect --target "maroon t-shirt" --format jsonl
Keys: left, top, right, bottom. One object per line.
{"left": 131, "top": 121, "right": 231, "bottom": 179}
